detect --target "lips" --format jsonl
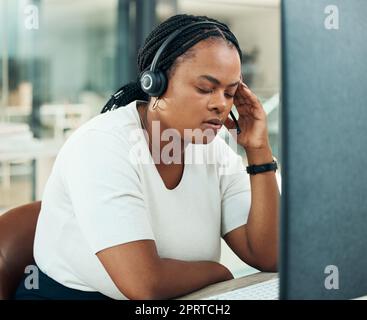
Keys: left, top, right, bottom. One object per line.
{"left": 205, "top": 118, "right": 222, "bottom": 125}
{"left": 202, "top": 118, "right": 223, "bottom": 130}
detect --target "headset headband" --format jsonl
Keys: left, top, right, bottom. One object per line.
{"left": 149, "top": 21, "right": 223, "bottom": 72}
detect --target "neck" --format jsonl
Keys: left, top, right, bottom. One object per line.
{"left": 138, "top": 100, "right": 187, "bottom": 165}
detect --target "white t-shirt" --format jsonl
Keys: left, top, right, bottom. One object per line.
{"left": 34, "top": 100, "right": 251, "bottom": 299}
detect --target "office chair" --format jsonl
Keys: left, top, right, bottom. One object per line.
{"left": 0, "top": 201, "right": 41, "bottom": 300}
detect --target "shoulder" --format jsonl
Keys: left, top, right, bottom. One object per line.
{"left": 61, "top": 101, "right": 141, "bottom": 152}
{"left": 54, "top": 101, "right": 144, "bottom": 173}
{"left": 74, "top": 101, "right": 140, "bottom": 140}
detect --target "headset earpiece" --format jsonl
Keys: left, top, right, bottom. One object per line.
{"left": 140, "top": 70, "right": 167, "bottom": 97}
{"left": 139, "top": 21, "right": 222, "bottom": 99}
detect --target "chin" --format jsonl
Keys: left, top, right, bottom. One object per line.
{"left": 191, "top": 133, "right": 217, "bottom": 144}
{"left": 183, "top": 126, "right": 219, "bottom": 145}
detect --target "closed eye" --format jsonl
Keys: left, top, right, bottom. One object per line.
{"left": 196, "top": 87, "right": 234, "bottom": 99}
{"left": 196, "top": 87, "right": 212, "bottom": 94}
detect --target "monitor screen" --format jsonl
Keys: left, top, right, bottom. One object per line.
{"left": 280, "top": 0, "right": 367, "bottom": 299}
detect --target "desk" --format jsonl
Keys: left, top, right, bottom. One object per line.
{"left": 177, "top": 272, "right": 278, "bottom": 300}
{"left": 181, "top": 272, "right": 367, "bottom": 300}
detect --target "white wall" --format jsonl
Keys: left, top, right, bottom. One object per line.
{"left": 40, "top": 0, "right": 117, "bottom": 103}
{"left": 170, "top": 1, "right": 281, "bottom": 98}
{"left": 231, "top": 8, "right": 280, "bottom": 97}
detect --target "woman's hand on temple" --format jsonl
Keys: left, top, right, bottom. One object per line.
{"left": 223, "top": 82, "right": 270, "bottom": 151}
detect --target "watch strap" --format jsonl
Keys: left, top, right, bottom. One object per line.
{"left": 246, "top": 160, "right": 278, "bottom": 175}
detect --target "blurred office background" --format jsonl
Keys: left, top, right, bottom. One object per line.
{"left": 0, "top": 0, "right": 280, "bottom": 277}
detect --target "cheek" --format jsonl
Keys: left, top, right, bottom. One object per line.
{"left": 165, "top": 84, "right": 210, "bottom": 127}
{"left": 170, "top": 81, "right": 208, "bottom": 102}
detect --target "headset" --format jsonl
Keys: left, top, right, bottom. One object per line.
{"left": 139, "top": 20, "right": 241, "bottom": 134}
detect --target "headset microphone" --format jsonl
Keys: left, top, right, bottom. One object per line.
{"left": 229, "top": 110, "right": 241, "bottom": 134}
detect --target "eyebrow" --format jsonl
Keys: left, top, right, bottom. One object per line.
{"left": 198, "top": 74, "right": 240, "bottom": 87}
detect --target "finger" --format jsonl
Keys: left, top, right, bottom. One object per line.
{"left": 234, "top": 96, "right": 254, "bottom": 114}
{"left": 234, "top": 83, "right": 254, "bottom": 105}
{"left": 240, "top": 83, "right": 260, "bottom": 105}
{"left": 223, "top": 116, "right": 236, "bottom": 130}
{"left": 234, "top": 89, "right": 252, "bottom": 107}
{"left": 238, "top": 89, "right": 264, "bottom": 116}
{"left": 233, "top": 95, "right": 247, "bottom": 107}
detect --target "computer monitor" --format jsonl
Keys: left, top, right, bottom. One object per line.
{"left": 280, "top": 0, "right": 367, "bottom": 299}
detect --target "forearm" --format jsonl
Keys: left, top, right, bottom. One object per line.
{"left": 150, "top": 258, "right": 233, "bottom": 299}
{"left": 245, "top": 145, "right": 280, "bottom": 271}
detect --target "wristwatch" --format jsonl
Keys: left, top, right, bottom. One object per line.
{"left": 246, "top": 160, "right": 278, "bottom": 175}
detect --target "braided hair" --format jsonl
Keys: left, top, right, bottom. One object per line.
{"left": 101, "top": 14, "right": 243, "bottom": 113}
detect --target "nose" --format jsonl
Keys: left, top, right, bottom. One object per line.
{"left": 207, "top": 90, "right": 227, "bottom": 114}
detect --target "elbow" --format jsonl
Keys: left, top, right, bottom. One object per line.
{"left": 243, "top": 253, "right": 278, "bottom": 273}
{"left": 117, "top": 277, "right": 162, "bottom": 300}
{"left": 246, "top": 248, "right": 278, "bottom": 273}
{"left": 246, "top": 238, "right": 278, "bottom": 273}
{"left": 251, "top": 254, "right": 278, "bottom": 273}
{"left": 126, "top": 289, "right": 158, "bottom": 300}
{"left": 256, "top": 261, "right": 278, "bottom": 273}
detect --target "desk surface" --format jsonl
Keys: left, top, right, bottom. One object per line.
{"left": 176, "top": 272, "right": 367, "bottom": 300}
{"left": 177, "top": 272, "right": 278, "bottom": 300}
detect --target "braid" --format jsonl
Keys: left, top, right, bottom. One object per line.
{"left": 101, "top": 14, "right": 243, "bottom": 113}
{"left": 100, "top": 81, "right": 149, "bottom": 114}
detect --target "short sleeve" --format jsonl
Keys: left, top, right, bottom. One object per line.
{"left": 63, "top": 129, "right": 155, "bottom": 254}
{"left": 218, "top": 139, "right": 251, "bottom": 237}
